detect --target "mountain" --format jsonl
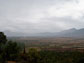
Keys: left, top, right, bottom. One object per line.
{"left": 34, "top": 28, "right": 84, "bottom": 38}
{"left": 3, "top": 30, "right": 25, "bottom": 37}
{"left": 2, "top": 28, "right": 84, "bottom": 38}
{"left": 36, "top": 28, "right": 78, "bottom": 37}
{"left": 69, "top": 28, "right": 84, "bottom": 37}
{"left": 57, "top": 28, "right": 77, "bottom": 35}
{"left": 56, "top": 28, "right": 84, "bottom": 38}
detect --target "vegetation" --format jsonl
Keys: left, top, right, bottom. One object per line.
{"left": 0, "top": 32, "right": 21, "bottom": 63}
{"left": 5, "top": 41, "right": 21, "bottom": 61}
{"left": 0, "top": 32, "right": 7, "bottom": 53}
{"left": 0, "top": 32, "right": 7, "bottom": 63}
{"left": 39, "top": 51, "right": 84, "bottom": 63}
{"left": 17, "top": 50, "right": 84, "bottom": 63}
{"left": 0, "top": 32, "right": 84, "bottom": 63}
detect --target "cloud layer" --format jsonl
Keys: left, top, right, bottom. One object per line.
{"left": 0, "top": 0, "right": 84, "bottom": 34}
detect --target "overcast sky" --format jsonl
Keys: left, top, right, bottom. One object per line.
{"left": 0, "top": 0, "right": 84, "bottom": 34}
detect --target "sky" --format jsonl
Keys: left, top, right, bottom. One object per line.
{"left": 0, "top": 0, "right": 84, "bottom": 34}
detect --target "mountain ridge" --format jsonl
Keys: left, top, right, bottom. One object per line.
{"left": 2, "top": 28, "right": 84, "bottom": 38}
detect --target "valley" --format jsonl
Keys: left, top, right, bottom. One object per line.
{"left": 8, "top": 37, "right": 84, "bottom": 52}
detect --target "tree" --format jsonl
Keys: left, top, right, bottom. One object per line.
{"left": 23, "top": 44, "right": 26, "bottom": 54}
{"left": 5, "top": 41, "right": 21, "bottom": 61}
{"left": 0, "top": 32, "right": 7, "bottom": 53}
{"left": 0, "top": 32, "right": 7, "bottom": 44}
{"left": 27, "top": 48, "right": 40, "bottom": 63}
{"left": 0, "top": 32, "right": 7, "bottom": 63}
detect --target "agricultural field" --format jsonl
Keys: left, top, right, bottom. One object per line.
{"left": 8, "top": 37, "right": 84, "bottom": 52}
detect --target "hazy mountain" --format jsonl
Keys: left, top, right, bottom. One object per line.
{"left": 2, "top": 28, "right": 84, "bottom": 38}
{"left": 56, "top": 28, "right": 84, "bottom": 38}
{"left": 3, "top": 30, "right": 25, "bottom": 37}
{"left": 36, "top": 28, "right": 77, "bottom": 37}
{"left": 58, "top": 28, "right": 77, "bottom": 34}
{"left": 69, "top": 28, "right": 84, "bottom": 38}
{"left": 35, "top": 28, "right": 84, "bottom": 38}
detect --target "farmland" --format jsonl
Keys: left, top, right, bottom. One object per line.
{"left": 8, "top": 37, "right": 84, "bottom": 52}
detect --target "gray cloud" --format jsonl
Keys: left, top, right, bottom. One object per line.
{"left": 0, "top": 0, "right": 84, "bottom": 35}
